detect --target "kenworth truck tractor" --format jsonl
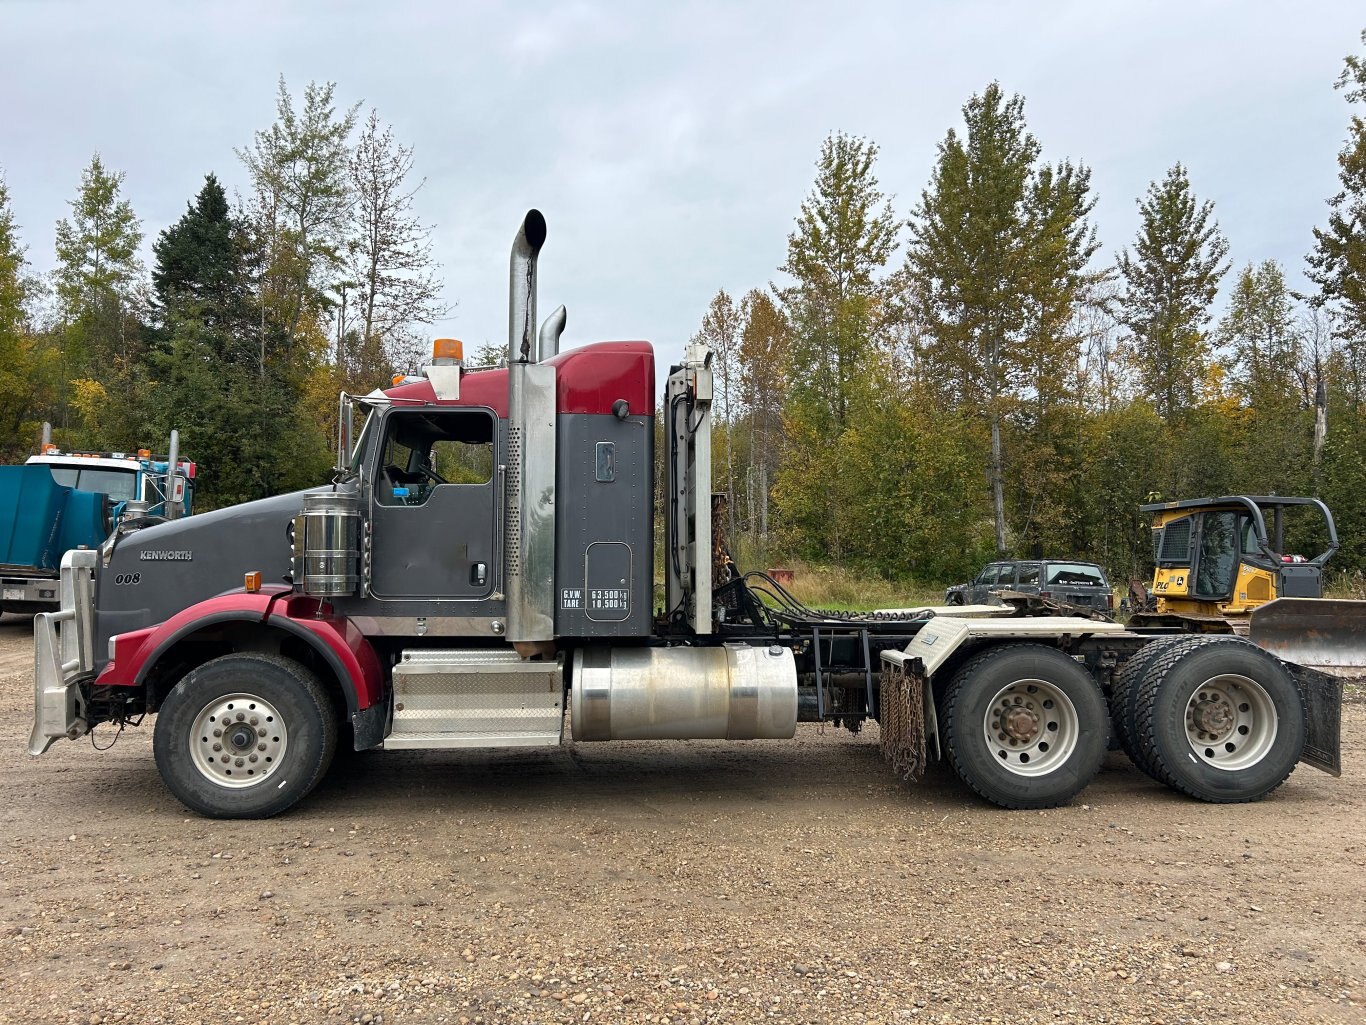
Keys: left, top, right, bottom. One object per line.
{"left": 28, "top": 211, "right": 1356, "bottom": 818}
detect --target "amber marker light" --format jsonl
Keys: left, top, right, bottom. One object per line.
{"left": 244, "top": 571, "right": 262, "bottom": 593}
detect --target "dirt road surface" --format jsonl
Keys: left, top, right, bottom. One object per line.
{"left": 1, "top": 614, "right": 1363, "bottom": 1025}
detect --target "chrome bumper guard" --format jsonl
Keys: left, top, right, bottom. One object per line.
{"left": 28, "top": 549, "right": 98, "bottom": 755}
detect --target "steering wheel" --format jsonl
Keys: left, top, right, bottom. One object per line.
{"left": 419, "top": 463, "right": 448, "bottom": 485}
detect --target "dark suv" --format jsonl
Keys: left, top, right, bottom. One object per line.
{"left": 944, "top": 560, "right": 1113, "bottom": 612}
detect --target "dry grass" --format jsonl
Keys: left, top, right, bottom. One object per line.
{"left": 758, "top": 561, "right": 944, "bottom": 612}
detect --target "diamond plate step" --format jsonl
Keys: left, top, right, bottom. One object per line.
{"left": 385, "top": 649, "right": 563, "bottom": 750}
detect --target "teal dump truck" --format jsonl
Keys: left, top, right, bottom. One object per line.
{"left": 0, "top": 431, "right": 195, "bottom": 615}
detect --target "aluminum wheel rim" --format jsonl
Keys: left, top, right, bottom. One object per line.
{"left": 1184, "top": 674, "right": 1277, "bottom": 770}
{"left": 189, "top": 692, "right": 287, "bottom": 789}
{"left": 982, "top": 678, "right": 1079, "bottom": 777}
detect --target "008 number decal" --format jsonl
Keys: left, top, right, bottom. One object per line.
{"left": 113, "top": 573, "right": 142, "bottom": 586}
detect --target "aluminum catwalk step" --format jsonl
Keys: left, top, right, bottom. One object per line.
{"left": 385, "top": 649, "right": 564, "bottom": 750}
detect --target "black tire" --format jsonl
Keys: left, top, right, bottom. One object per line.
{"left": 1131, "top": 637, "right": 1305, "bottom": 803}
{"left": 945, "top": 592, "right": 965, "bottom": 606}
{"left": 940, "top": 644, "right": 1109, "bottom": 809}
{"left": 1110, "top": 635, "right": 1201, "bottom": 766}
{"left": 153, "top": 653, "right": 338, "bottom": 819}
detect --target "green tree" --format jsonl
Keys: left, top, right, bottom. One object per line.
{"left": 1308, "top": 29, "right": 1366, "bottom": 410}
{"left": 52, "top": 154, "right": 145, "bottom": 419}
{"left": 780, "top": 133, "right": 899, "bottom": 433}
{"left": 906, "top": 83, "right": 1098, "bottom": 555}
{"left": 0, "top": 174, "right": 54, "bottom": 458}
{"left": 147, "top": 174, "right": 331, "bottom": 506}
{"left": 153, "top": 176, "right": 249, "bottom": 321}
{"left": 1116, "top": 164, "right": 1230, "bottom": 420}
{"left": 1217, "top": 261, "right": 1300, "bottom": 407}
{"left": 774, "top": 133, "right": 899, "bottom": 559}
{"left": 239, "top": 77, "right": 358, "bottom": 365}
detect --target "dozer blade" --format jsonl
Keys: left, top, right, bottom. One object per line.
{"left": 1248, "top": 597, "right": 1366, "bottom": 669}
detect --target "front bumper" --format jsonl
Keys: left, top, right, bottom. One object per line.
{"left": 28, "top": 549, "right": 98, "bottom": 755}
{"left": 2, "top": 576, "right": 59, "bottom": 606}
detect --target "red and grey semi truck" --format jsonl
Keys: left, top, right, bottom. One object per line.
{"left": 28, "top": 211, "right": 1355, "bottom": 818}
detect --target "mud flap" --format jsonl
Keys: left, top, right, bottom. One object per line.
{"left": 1249, "top": 598, "right": 1366, "bottom": 669}
{"left": 1285, "top": 663, "right": 1342, "bottom": 777}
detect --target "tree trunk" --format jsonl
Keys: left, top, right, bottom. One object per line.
{"left": 1313, "top": 373, "right": 1327, "bottom": 469}
{"left": 991, "top": 411, "right": 1006, "bottom": 556}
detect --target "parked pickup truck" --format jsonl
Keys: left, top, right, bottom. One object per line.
{"left": 945, "top": 559, "right": 1114, "bottom": 612}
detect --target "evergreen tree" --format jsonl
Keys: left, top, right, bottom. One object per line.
{"left": 148, "top": 174, "right": 330, "bottom": 507}
{"left": 1116, "top": 164, "right": 1229, "bottom": 420}
{"left": 152, "top": 174, "right": 252, "bottom": 341}
{"left": 906, "top": 83, "right": 1098, "bottom": 555}
{"left": 1307, "top": 29, "right": 1366, "bottom": 410}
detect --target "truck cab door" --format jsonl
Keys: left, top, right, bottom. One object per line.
{"left": 368, "top": 408, "right": 498, "bottom": 601}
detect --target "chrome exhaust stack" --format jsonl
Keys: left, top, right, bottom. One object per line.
{"left": 508, "top": 210, "right": 547, "bottom": 364}
{"left": 505, "top": 211, "right": 557, "bottom": 646}
{"left": 538, "top": 304, "right": 567, "bottom": 361}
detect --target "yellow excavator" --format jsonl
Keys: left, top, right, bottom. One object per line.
{"left": 1132, "top": 496, "right": 1365, "bottom": 667}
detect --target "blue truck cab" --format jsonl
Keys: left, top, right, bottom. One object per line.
{"left": 0, "top": 446, "right": 195, "bottom": 615}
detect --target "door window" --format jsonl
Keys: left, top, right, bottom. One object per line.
{"left": 1194, "top": 512, "right": 1239, "bottom": 598}
{"left": 377, "top": 412, "right": 494, "bottom": 506}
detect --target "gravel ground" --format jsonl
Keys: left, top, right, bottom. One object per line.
{"left": 1, "top": 613, "right": 1363, "bottom": 1025}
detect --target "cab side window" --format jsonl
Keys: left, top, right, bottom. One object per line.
{"left": 376, "top": 410, "right": 495, "bottom": 506}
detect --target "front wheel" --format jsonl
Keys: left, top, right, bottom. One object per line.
{"left": 153, "top": 653, "right": 337, "bottom": 819}
{"left": 940, "top": 644, "right": 1108, "bottom": 809}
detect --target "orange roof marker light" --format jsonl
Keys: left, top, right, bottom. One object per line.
{"left": 424, "top": 338, "right": 464, "bottom": 400}
{"left": 432, "top": 338, "right": 464, "bottom": 365}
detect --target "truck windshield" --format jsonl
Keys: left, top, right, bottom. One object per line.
{"left": 45, "top": 467, "right": 139, "bottom": 501}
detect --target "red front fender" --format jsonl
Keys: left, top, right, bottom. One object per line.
{"left": 97, "top": 588, "right": 385, "bottom": 716}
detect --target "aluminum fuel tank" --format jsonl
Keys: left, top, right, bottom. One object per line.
{"left": 571, "top": 643, "right": 797, "bottom": 741}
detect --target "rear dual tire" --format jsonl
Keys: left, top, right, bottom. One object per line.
{"left": 1127, "top": 638, "right": 1303, "bottom": 803}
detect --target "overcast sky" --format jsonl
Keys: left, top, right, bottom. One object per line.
{"left": 2, "top": 1, "right": 1363, "bottom": 375}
